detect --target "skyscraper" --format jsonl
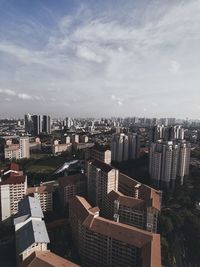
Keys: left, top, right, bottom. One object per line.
{"left": 25, "top": 114, "right": 51, "bottom": 136}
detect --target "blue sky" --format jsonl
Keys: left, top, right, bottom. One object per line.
{"left": 0, "top": 0, "right": 200, "bottom": 118}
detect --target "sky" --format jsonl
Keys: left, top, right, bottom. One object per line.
{"left": 0, "top": 0, "right": 200, "bottom": 118}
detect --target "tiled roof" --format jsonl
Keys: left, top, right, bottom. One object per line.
{"left": 0, "top": 175, "right": 26, "bottom": 185}
{"left": 58, "top": 174, "right": 86, "bottom": 188}
{"left": 27, "top": 185, "right": 54, "bottom": 195}
{"left": 23, "top": 251, "right": 80, "bottom": 267}
{"left": 108, "top": 190, "right": 145, "bottom": 209}
{"left": 87, "top": 159, "right": 114, "bottom": 173}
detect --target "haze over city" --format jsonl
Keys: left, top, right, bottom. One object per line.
{"left": 0, "top": 0, "right": 200, "bottom": 118}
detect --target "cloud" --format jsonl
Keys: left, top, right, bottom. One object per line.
{"left": 170, "top": 60, "right": 180, "bottom": 74}
{"left": 0, "top": 1, "right": 200, "bottom": 117}
{"left": 0, "top": 88, "right": 16, "bottom": 96}
{"left": 76, "top": 45, "right": 103, "bottom": 63}
{"left": 111, "top": 94, "right": 123, "bottom": 106}
{"left": 18, "top": 93, "right": 33, "bottom": 100}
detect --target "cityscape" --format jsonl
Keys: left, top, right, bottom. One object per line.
{"left": 0, "top": 115, "right": 200, "bottom": 266}
{"left": 1, "top": 1, "right": 200, "bottom": 267}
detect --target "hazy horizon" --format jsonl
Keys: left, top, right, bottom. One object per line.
{"left": 0, "top": 0, "right": 200, "bottom": 118}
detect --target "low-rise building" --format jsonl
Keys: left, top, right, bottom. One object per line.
{"left": 52, "top": 140, "right": 72, "bottom": 155}
{"left": 14, "top": 196, "right": 50, "bottom": 265}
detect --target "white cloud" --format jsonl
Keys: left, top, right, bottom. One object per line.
{"left": 0, "top": 88, "right": 16, "bottom": 96}
{"left": 0, "top": 1, "right": 200, "bottom": 117}
{"left": 18, "top": 93, "right": 32, "bottom": 100}
{"left": 170, "top": 60, "right": 180, "bottom": 74}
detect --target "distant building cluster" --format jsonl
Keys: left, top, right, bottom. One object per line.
{"left": 150, "top": 125, "right": 185, "bottom": 143}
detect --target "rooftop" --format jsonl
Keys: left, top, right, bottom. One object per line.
{"left": 16, "top": 219, "right": 50, "bottom": 254}
{"left": 0, "top": 175, "right": 26, "bottom": 186}
{"left": 87, "top": 159, "right": 115, "bottom": 173}
{"left": 18, "top": 196, "right": 44, "bottom": 219}
{"left": 22, "top": 251, "right": 80, "bottom": 267}
{"left": 58, "top": 174, "right": 86, "bottom": 188}
{"left": 108, "top": 190, "right": 145, "bottom": 209}
{"left": 27, "top": 185, "right": 54, "bottom": 195}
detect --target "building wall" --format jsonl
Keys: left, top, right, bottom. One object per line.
{"left": 0, "top": 185, "right": 11, "bottom": 221}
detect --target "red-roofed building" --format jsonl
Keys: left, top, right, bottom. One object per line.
{"left": 0, "top": 171, "right": 27, "bottom": 222}
{"left": 69, "top": 196, "right": 161, "bottom": 267}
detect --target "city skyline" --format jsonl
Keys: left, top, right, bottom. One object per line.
{"left": 0, "top": 0, "right": 200, "bottom": 118}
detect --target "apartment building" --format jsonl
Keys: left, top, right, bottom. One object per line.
{"left": 0, "top": 173, "right": 27, "bottom": 222}
{"left": 86, "top": 159, "right": 118, "bottom": 213}
{"left": 14, "top": 196, "right": 50, "bottom": 265}
{"left": 111, "top": 133, "right": 140, "bottom": 162}
{"left": 69, "top": 196, "right": 161, "bottom": 267}
{"left": 4, "top": 137, "right": 30, "bottom": 160}
{"left": 0, "top": 163, "right": 23, "bottom": 179}
{"left": 86, "top": 144, "right": 111, "bottom": 164}
{"left": 118, "top": 173, "right": 161, "bottom": 206}
{"left": 106, "top": 190, "right": 159, "bottom": 232}
{"left": 52, "top": 140, "right": 72, "bottom": 155}
{"left": 26, "top": 185, "right": 54, "bottom": 212}
{"left": 58, "top": 174, "right": 87, "bottom": 206}
{"left": 4, "top": 144, "right": 20, "bottom": 160}
{"left": 149, "top": 140, "right": 191, "bottom": 189}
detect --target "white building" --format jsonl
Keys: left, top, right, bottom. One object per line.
{"left": 0, "top": 175, "right": 27, "bottom": 221}
{"left": 149, "top": 140, "right": 191, "bottom": 189}
{"left": 26, "top": 185, "right": 54, "bottom": 212}
{"left": 19, "top": 137, "right": 30, "bottom": 159}
{"left": 4, "top": 137, "right": 30, "bottom": 160}
{"left": 111, "top": 133, "right": 140, "bottom": 162}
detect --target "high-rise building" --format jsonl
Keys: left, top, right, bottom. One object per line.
{"left": 69, "top": 196, "right": 161, "bottom": 267}
{"left": 19, "top": 137, "right": 30, "bottom": 159}
{"left": 57, "top": 174, "right": 87, "bottom": 207}
{"left": 149, "top": 140, "right": 191, "bottom": 189}
{"left": 42, "top": 115, "right": 51, "bottom": 134}
{"left": 86, "top": 159, "right": 118, "bottom": 213}
{"left": 111, "top": 133, "right": 140, "bottom": 162}
{"left": 0, "top": 171, "right": 27, "bottom": 222}
{"left": 86, "top": 144, "right": 111, "bottom": 164}
{"left": 25, "top": 114, "right": 51, "bottom": 136}
{"left": 150, "top": 125, "right": 184, "bottom": 143}
{"left": 26, "top": 185, "right": 54, "bottom": 212}
{"left": 128, "top": 133, "right": 140, "bottom": 159}
{"left": 107, "top": 188, "right": 160, "bottom": 233}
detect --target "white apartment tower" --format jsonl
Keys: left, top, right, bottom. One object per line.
{"left": 111, "top": 133, "right": 140, "bottom": 162}
{"left": 149, "top": 140, "right": 191, "bottom": 189}
{"left": 19, "top": 137, "right": 30, "bottom": 159}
